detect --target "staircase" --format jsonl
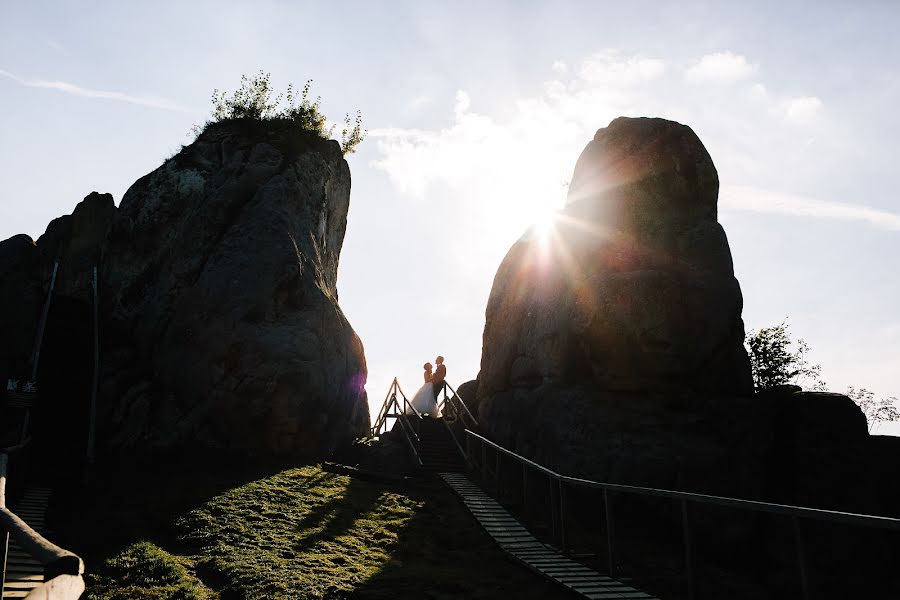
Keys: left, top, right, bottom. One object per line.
{"left": 415, "top": 418, "right": 466, "bottom": 472}
{"left": 3, "top": 487, "right": 53, "bottom": 598}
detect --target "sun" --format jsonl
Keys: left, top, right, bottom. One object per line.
{"left": 530, "top": 204, "right": 559, "bottom": 242}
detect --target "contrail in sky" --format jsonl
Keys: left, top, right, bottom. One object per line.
{"left": 0, "top": 68, "right": 186, "bottom": 111}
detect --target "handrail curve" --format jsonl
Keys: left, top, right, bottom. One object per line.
{"left": 465, "top": 429, "right": 900, "bottom": 531}
{"left": 1, "top": 452, "right": 85, "bottom": 599}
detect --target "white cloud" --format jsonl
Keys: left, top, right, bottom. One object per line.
{"left": 0, "top": 68, "right": 186, "bottom": 111}
{"left": 720, "top": 185, "right": 900, "bottom": 231}
{"left": 578, "top": 50, "right": 665, "bottom": 86}
{"left": 685, "top": 51, "right": 758, "bottom": 83}
{"left": 782, "top": 96, "right": 824, "bottom": 124}
{"left": 552, "top": 60, "right": 568, "bottom": 75}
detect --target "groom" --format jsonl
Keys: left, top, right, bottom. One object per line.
{"left": 432, "top": 355, "right": 446, "bottom": 400}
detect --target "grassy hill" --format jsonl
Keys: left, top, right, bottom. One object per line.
{"left": 54, "top": 457, "right": 569, "bottom": 599}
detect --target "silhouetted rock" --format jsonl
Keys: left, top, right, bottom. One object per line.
{"left": 0, "top": 234, "right": 41, "bottom": 385}
{"left": 473, "top": 117, "right": 900, "bottom": 597}
{"left": 37, "top": 192, "right": 116, "bottom": 297}
{"left": 477, "top": 117, "right": 753, "bottom": 492}
{"left": 99, "top": 120, "right": 369, "bottom": 457}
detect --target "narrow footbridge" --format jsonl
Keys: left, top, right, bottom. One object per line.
{"left": 374, "top": 378, "right": 900, "bottom": 600}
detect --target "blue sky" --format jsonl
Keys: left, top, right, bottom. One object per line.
{"left": 2, "top": 1, "right": 898, "bottom": 432}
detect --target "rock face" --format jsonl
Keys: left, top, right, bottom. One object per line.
{"left": 475, "top": 117, "right": 878, "bottom": 507}
{"left": 99, "top": 121, "right": 369, "bottom": 456}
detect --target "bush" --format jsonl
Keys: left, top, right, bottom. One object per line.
{"left": 745, "top": 320, "right": 825, "bottom": 392}
{"left": 198, "top": 71, "right": 366, "bottom": 155}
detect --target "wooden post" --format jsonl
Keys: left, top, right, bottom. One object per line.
{"left": 86, "top": 267, "right": 99, "bottom": 473}
{"left": 681, "top": 499, "right": 695, "bottom": 600}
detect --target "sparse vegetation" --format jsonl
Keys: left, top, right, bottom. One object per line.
{"left": 745, "top": 320, "right": 825, "bottom": 391}
{"left": 847, "top": 386, "right": 900, "bottom": 432}
{"left": 194, "top": 71, "right": 366, "bottom": 155}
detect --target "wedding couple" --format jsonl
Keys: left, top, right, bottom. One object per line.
{"left": 408, "top": 356, "right": 446, "bottom": 418}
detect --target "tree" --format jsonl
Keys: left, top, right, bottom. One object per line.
{"left": 745, "top": 320, "right": 826, "bottom": 392}
{"left": 198, "top": 71, "right": 366, "bottom": 155}
{"left": 846, "top": 387, "right": 900, "bottom": 432}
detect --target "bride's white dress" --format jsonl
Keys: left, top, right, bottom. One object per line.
{"left": 408, "top": 381, "right": 440, "bottom": 417}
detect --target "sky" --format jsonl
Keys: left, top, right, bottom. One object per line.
{"left": 2, "top": 1, "right": 899, "bottom": 433}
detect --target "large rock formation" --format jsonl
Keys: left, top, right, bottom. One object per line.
{"left": 474, "top": 115, "right": 900, "bottom": 597}
{"left": 2, "top": 121, "right": 369, "bottom": 460}
{"left": 99, "top": 121, "right": 369, "bottom": 456}
{"left": 475, "top": 117, "right": 886, "bottom": 506}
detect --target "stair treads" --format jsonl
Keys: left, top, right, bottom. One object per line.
{"left": 440, "top": 473, "right": 659, "bottom": 600}
{"left": 4, "top": 487, "right": 52, "bottom": 597}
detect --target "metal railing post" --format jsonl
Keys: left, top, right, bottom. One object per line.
{"left": 522, "top": 462, "right": 528, "bottom": 516}
{"left": 681, "top": 499, "right": 696, "bottom": 600}
{"left": 549, "top": 472, "right": 558, "bottom": 542}
{"left": 604, "top": 489, "right": 616, "bottom": 576}
{"left": 558, "top": 478, "right": 567, "bottom": 553}
{"left": 481, "top": 440, "right": 488, "bottom": 482}
{"left": 494, "top": 446, "right": 501, "bottom": 497}
{"left": 793, "top": 516, "right": 810, "bottom": 600}
{"left": 1, "top": 529, "right": 8, "bottom": 599}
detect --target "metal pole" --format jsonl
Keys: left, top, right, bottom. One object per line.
{"left": 604, "top": 489, "right": 616, "bottom": 576}
{"left": 792, "top": 516, "right": 810, "bottom": 600}
{"left": 1, "top": 452, "right": 9, "bottom": 598}
{"left": 681, "top": 499, "right": 696, "bottom": 600}
{"left": 481, "top": 439, "right": 487, "bottom": 482}
{"left": 522, "top": 462, "right": 528, "bottom": 516}
{"left": 30, "top": 261, "right": 59, "bottom": 381}
{"left": 550, "top": 472, "right": 558, "bottom": 542}
{"left": 558, "top": 478, "right": 567, "bottom": 553}
{"left": 1, "top": 529, "right": 8, "bottom": 598}
{"left": 494, "top": 446, "right": 501, "bottom": 497}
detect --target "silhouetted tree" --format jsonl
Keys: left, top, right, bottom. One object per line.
{"left": 745, "top": 320, "right": 826, "bottom": 391}
{"left": 846, "top": 386, "right": 900, "bottom": 432}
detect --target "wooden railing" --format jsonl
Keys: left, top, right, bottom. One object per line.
{"left": 0, "top": 449, "right": 84, "bottom": 599}
{"left": 371, "top": 378, "right": 423, "bottom": 468}
{"left": 465, "top": 429, "right": 900, "bottom": 600}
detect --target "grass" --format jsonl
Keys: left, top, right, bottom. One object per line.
{"left": 60, "top": 457, "right": 569, "bottom": 599}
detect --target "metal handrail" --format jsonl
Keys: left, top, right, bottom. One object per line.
{"left": 465, "top": 429, "right": 900, "bottom": 600}
{"left": 438, "top": 381, "right": 478, "bottom": 426}
{"left": 466, "top": 430, "right": 900, "bottom": 530}
{"left": 1, "top": 452, "right": 85, "bottom": 599}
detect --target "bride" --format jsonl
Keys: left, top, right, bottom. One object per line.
{"left": 408, "top": 362, "right": 441, "bottom": 418}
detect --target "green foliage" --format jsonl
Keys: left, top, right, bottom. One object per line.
{"left": 88, "top": 541, "right": 210, "bottom": 600}
{"left": 847, "top": 386, "right": 900, "bottom": 432}
{"left": 201, "top": 70, "right": 366, "bottom": 155}
{"left": 746, "top": 320, "right": 825, "bottom": 391}
{"left": 77, "top": 461, "right": 557, "bottom": 600}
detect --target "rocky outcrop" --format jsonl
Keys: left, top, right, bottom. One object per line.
{"left": 473, "top": 117, "right": 899, "bottom": 596}
{"left": 99, "top": 121, "right": 369, "bottom": 457}
{"left": 477, "top": 117, "right": 756, "bottom": 493}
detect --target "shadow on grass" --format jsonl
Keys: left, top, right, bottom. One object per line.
{"left": 293, "top": 475, "right": 385, "bottom": 552}
{"left": 51, "top": 453, "right": 300, "bottom": 578}
{"left": 350, "top": 478, "right": 571, "bottom": 600}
